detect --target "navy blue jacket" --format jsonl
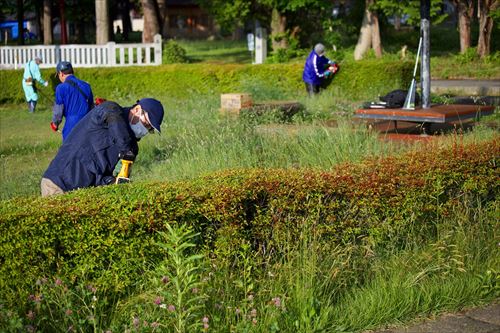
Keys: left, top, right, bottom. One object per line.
{"left": 302, "top": 50, "right": 331, "bottom": 85}
{"left": 43, "top": 101, "right": 139, "bottom": 192}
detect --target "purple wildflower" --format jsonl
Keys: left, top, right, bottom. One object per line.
{"left": 154, "top": 296, "right": 163, "bottom": 305}
{"left": 65, "top": 309, "right": 73, "bottom": 316}
{"left": 161, "top": 276, "right": 169, "bottom": 284}
{"left": 272, "top": 297, "right": 281, "bottom": 307}
{"left": 151, "top": 322, "right": 160, "bottom": 328}
{"left": 133, "top": 316, "right": 140, "bottom": 328}
{"left": 168, "top": 305, "right": 176, "bottom": 312}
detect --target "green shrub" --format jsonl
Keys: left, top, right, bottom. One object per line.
{"left": 163, "top": 40, "right": 189, "bottom": 64}
{"left": 0, "top": 138, "right": 498, "bottom": 310}
{"left": 0, "top": 60, "right": 413, "bottom": 104}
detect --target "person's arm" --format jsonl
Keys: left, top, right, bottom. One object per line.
{"left": 313, "top": 54, "right": 327, "bottom": 78}
{"left": 103, "top": 102, "right": 137, "bottom": 157}
{"left": 52, "top": 86, "right": 64, "bottom": 127}
{"left": 31, "top": 62, "right": 46, "bottom": 85}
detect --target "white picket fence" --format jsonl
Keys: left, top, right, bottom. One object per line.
{"left": 0, "top": 34, "right": 162, "bottom": 70}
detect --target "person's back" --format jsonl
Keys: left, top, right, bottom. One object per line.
{"left": 52, "top": 61, "right": 94, "bottom": 140}
{"left": 302, "top": 49, "right": 330, "bottom": 86}
{"left": 44, "top": 101, "right": 138, "bottom": 192}
{"left": 55, "top": 76, "right": 93, "bottom": 139}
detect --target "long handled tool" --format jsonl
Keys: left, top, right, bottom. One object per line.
{"left": 403, "top": 36, "right": 423, "bottom": 110}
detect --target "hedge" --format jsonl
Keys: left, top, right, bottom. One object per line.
{"left": 0, "top": 138, "right": 498, "bottom": 307}
{"left": 0, "top": 60, "right": 413, "bottom": 104}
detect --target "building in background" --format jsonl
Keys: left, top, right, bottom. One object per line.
{"left": 113, "top": 0, "right": 217, "bottom": 40}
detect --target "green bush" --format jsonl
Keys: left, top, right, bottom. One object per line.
{"left": 163, "top": 40, "right": 189, "bottom": 64}
{"left": 0, "top": 138, "right": 498, "bottom": 309}
{"left": 0, "top": 60, "right": 413, "bottom": 104}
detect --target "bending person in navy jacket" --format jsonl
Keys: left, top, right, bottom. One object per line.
{"left": 302, "top": 43, "right": 335, "bottom": 96}
{"left": 51, "top": 61, "right": 94, "bottom": 140}
{"left": 41, "top": 98, "right": 164, "bottom": 197}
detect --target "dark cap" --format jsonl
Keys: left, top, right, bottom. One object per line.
{"left": 55, "top": 61, "right": 73, "bottom": 76}
{"left": 138, "top": 98, "right": 164, "bottom": 133}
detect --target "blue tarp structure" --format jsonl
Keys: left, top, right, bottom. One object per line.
{"left": 0, "top": 20, "right": 28, "bottom": 40}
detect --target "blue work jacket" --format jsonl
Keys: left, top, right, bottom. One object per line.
{"left": 302, "top": 50, "right": 331, "bottom": 85}
{"left": 53, "top": 75, "right": 94, "bottom": 140}
{"left": 43, "top": 101, "right": 139, "bottom": 192}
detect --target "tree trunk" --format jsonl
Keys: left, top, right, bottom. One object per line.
{"left": 43, "top": 0, "right": 52, "bottom": 44}
{"left": 394, "top": 14, "right": 401, "bottom": 30}
{"left": 354, "top": 0, "right": 372, "bottom": 60}
{"left": 157, "top": 0, "right": 168, "bottom": 36}
{"left": 76, "top": 19, "right": 86, "bottom": 43}
{"left": 119, "top": 0, "right": 132, "bottom": 41}
{"left": 34, "top": 0, "right": 42, "bottom": 43}
{"left": 453, "top": 0, "right": 474, "bottom": 53}
{"left": 17, "top": 0, "right": 24, "bottom": 45}
{"left": 96, "top": 0, "right": 110, "bottom": 44}
{"left": 270, "top": 8, "right": 288, "bottom": 51}
{"left": 371, "top": 8, "right": 382, "bottom": 58}
{"left": 59, "top": 0, "right": 67, "bottom": 44}
{"left": 142, "top": 0, "right": 160, "bottom": 43}
{"left": 477, "top": 0, "right": 498, "bottom": 57}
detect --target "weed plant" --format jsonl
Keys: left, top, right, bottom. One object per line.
{"left": 2, "top": 195, "right": 497, "bottom": 332}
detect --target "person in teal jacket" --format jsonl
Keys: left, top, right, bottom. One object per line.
{"left": 22, "top": 55, "right": 48, "bottom": 113}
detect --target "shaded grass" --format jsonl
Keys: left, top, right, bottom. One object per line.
{"left": 176, "top": 39, "right": 252, "bottom": 64}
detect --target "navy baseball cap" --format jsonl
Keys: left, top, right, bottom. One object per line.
{"left": 55, "top": 61, "right": 73, "bottom": 76}
{"left": 138, "top": 98, "right": 164, "bottom": 133}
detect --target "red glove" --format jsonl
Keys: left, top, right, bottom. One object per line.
{"left": 50, "top": 122, "right": 58, "bottom": 132}
{"left": 95, "top": 97, "right": 106, "bottom": 105}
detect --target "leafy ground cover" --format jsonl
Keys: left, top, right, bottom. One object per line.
{"left": 0, "top": 137, "right": 498, "bottom": 332}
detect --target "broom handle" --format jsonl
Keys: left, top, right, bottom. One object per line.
{"left": 412, "top": 37, "right": 423, "bottom": 78}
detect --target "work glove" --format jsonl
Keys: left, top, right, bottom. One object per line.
{"left": 324, "top": 70, "right": 332, "bottom": 77}
{"left": 95, "top": 97, "right": 106, "bottom": 106}
{"left": 118, "top": 151, "right": 136, "bottom": 162}
{"left": 43, "top": 81, "right": 49, "bottom": 87}
{"left": 50, "top": 122, "right": 58, "bottom": 132}
{"left": 102, "top": 176, "right": 116, "bottom": 185}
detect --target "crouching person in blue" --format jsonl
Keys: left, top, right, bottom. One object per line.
{"left": 302, "top": 43, "right": 336, "bottom": 96}
{"left": 40, "top": 98, "right": 164, "bottom": 197}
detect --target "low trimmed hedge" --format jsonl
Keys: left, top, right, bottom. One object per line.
{"left": 0, "top": 138, "right": 498, "bottom": 306}
{"left": 0, "top": 60, "right": 413, "bottom": 104}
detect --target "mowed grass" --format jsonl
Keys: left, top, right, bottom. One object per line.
{"left": 0, "top": 103, "right": 61, "bottom": 199}
{"left": 176, "top": 39, "right": 252, "bottom": 64}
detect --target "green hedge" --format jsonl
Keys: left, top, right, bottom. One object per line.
{"left": 0, "top": 60, "right": 413, "bottom": 104}
{"left": 0, "top": 138, "right": 498, "bottom": 306}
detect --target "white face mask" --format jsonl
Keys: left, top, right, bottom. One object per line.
{"left": 130, "top": 120, "right": 149, "bottom": 139}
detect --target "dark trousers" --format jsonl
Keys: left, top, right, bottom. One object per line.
{"left": 27, "top": 101, "right": 37, "bottom": 113}
{"left": 305, "top": 83, "right": 320, "bottom": 96}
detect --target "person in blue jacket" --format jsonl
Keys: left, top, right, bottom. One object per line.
{"left": 51, "top": 61, "right": 94, "bottom": 140}
{"left": 22, "top": 56, "right": 49, "bottom": 112}
{"left": 302, "top": 43, "right": 336, "bottom": 96}
{"left": 40, "top": 98, "right": 164, "bottom": 197}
